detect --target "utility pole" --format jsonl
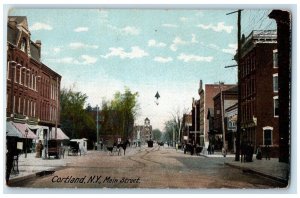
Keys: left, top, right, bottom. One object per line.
{"left": 96, "top": 105, "right": 99, "bottom": 150}
{"left": 219, "top": 82, "right": 226, "bottom": 150}
{"left": 227, "top": 9, "right": 242, "bottom": 161}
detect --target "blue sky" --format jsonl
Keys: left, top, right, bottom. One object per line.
{"left": 8, "top": 8, "right": 276, "bottom": 130}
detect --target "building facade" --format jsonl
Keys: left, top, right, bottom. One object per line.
{"left": 225, "top": 103, "right": 238, "bottom": 153}
{"left": 6, "top": 16, "right": 65, "bottom": 156}
{"left": 213, "top": 85, "right": 238, "bottom": 151}
{"left": 132, "top": 118, "right": 152, "bottom": 145}
{"left": 239, "top": 30, "right": 278, "bottom": 157}
{"left": 198, "top": 80, "right": 235, "bottom": 150}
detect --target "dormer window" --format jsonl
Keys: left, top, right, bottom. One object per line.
{"left": 21, "top": 38, "right": 27, "bottom": 53}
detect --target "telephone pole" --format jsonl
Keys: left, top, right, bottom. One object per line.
{"left": 227, "top": 9, "right": 242, "bottom": 161}
{"left": 219, "top": 82, "right": 226, "bottom": 150}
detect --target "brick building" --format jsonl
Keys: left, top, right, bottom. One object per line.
{"left": 132, "top": 118, "right": 152, "bottom": 146}
{"left": 6, "top": 16, "right": 67, "bottom": 156}
{"left": 213, "top": 85, "right": 238, "bottom": 151}
{"left": 239, "top": 30, "right": 278, "bottom": 157}
{"left": 198, "top": 80, "right": 235, "bottom": 150}
{"left": 181, "top": 113, "right": 192, "bottom": 144}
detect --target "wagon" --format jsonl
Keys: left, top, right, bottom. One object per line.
{"left": 67, "top": 141, "right": 81, "bottom": 156}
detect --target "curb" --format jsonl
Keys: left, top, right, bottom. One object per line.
{"left": 224, "top": 162, "right": 288, "bottom": 185}
{"left": 7, "top": 166, "right": 67, "bottom": 186}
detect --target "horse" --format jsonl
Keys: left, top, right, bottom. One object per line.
{"left": 117, "top": 140, "right": 130, "bottom": 156}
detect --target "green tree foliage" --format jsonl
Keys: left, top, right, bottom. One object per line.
{"left": 60, "top": 88, "right": 95, "bottom": 140}
{"left": 101, "top": 87, "right": 139, "bottom": 140}
{"left": 152, "top": 129, "right": 162, "bottom": 142}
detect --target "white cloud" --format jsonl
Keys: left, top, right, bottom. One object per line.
{"left": 191, "top": 34, "right": 198, "bottom": 43}
{"left": 170, "top": 37, "right": 187, "bottom": 51}
{"left": 50, "top": 55, "right": 97, "bottom": 65}
{"left": 154, "top": 56, "right": 173, "bottom": 63}
{"left": 162, "top": 24, "right": 178, "bottom": 28}
{"left": 222, "top": 43, "right": 237, "bottom": 54}
{"left": 30, "top": 22, "right": 53, "bottom": 31}
{"left": 121, "top": 26, "right": 140, "bottom": 35}
{"left": 180, "top": 17, "right": 189, "bottom": 22}
{"left": 197, "top": 22, "right": 234, "bottom": 33}
{"left": 81, "top": 55, "right": 97, "bottom": 64}
{"left": 148, "top": 39, "right": 166, "bottom": 48}
{"left": 177, "top": 53, "right": 213, "bottom": 62}
{"left": 208, "top": 43, "right": 221, "bottom": 50}
{"left": 74, "top": 27, "right": 89, "bottom": 32}
{"left": 101, "top": 46, "right": 149, "bottom": 59}
{"left": 53, "top": 47, "right": 61, "bottom": 53}
{"left": 169, "top": 35, "right": 199, "bottom": 51}
{"left": 69, "top": 42, "right": 99, "bottom": 49}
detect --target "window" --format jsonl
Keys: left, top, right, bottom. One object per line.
{"left": 273, "top": 49, "right": 278, "bottom": 68}
{"left": 263, "top": 127, "right": 273, "bottom": 145}
{"left": 273, "top": 73, "right": 278, "bottom": 92}
{"left": 21, "top": 38, "right": 27, "bottom": 53}
{"left": 274, "top": 96, "right": 279, "bottom": 117}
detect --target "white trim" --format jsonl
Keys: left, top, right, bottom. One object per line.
{"left": 273, "top": 97, "right": 279, "bottom": 117}
{"left": 18, "top": 97, "right": 21, "bottom": 113}
{"left": 263, "top": 127, "right": 273, "bottom": 146}
{"left": 273, "top": 73, "right": 278, "bottom": 93}
{"left": 273, "top": 49, "right": 278, "bottom": 68}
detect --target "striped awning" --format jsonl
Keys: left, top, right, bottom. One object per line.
{"left": 50, "top": 128, "right": 70, "bottom": 140}
{"left": 12, "top": 122, "right": 37, "bottom": 139}
{"left": 6, "top": 121, "right": 23, "bottom": 138}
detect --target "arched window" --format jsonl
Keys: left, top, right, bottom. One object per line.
{"left": 21, "top": 38, "right": 27, "bottom": 53}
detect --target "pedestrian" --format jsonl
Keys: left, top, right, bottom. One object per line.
{"left": 211, "top": 144, "right": 215, "bottom": 154}
{"left": 222, "top": 147, "right": 227, "bottom": 157}
{"left": 35, "top": 140, "right": 43, "bottom": 158}
{"left": 256, "top": 146, "right": 262, "bottom": 160}
{"left": 208, "top": 144, "right": 211, "bottom": 155}
{"left": 265, "top": 145, "right": 270, "bottom": 160}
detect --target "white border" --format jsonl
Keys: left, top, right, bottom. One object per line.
{"left": 1, "top": 0, "right": 298, "bottom": 197}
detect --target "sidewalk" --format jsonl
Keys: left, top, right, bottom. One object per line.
{"left": 7, "top": 147, "right": 142, "bottom": 184}
{"left": 201, "top": 151, "right": 290, "bottom": 184}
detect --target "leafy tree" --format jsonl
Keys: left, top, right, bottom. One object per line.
{"left": 152, "top": 129, "right": 162, "bottom": 142}
{"left": 101, "top": 87, "right": 139, "bottom": 140}
{"left": 60, "top": 88, "right": 95, "bottom": 140}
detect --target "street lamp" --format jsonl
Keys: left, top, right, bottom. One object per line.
{"left": 96, "top": 105, "right": 99, "bottom": 150}
{"left": 25, "top": 128, "right": 28, "bottom": 158}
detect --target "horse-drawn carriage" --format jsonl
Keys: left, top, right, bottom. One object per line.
{"left": 67, "top": 141, "right": 81, "bottom": 156}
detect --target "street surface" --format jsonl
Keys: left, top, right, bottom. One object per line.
{"left": 10, "top": 145, "right": 285, "bottom": 189}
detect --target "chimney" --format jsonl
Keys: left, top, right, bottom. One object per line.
{"left": 36, "top": 40, "right": 41, "bottom": 48}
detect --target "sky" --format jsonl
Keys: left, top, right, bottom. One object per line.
{"left": 7, "top": 8, "right": 276, "bottom": 131}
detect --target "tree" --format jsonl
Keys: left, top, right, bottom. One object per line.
{"left": 162, "top": 107, "right": 189, "bottom": 145}
{"left": 60, "top": 88, "right": 95, "bottom": 140}
{"left": 152, "top": 129, "right": 162, "bottom": 142}
{"left": 101, "top": 87, "right": 139, "bottom": 140}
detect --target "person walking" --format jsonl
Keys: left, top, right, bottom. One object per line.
{"left": 265, "top": 145, "right": 270, "bottom": 160}
{"left": 35, "top": 140, "right": 43, "bottom": 158}
{"left": 256, "top": 146, "right": 262, "bottom": 160}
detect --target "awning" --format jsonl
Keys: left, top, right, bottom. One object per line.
{"left": 50, "top": 128, "right": 70, "bottom": 140}
{"left": 6, "top": 121, "right": 23, "bottom": 138}
{"left": 12, "top": 122, "right": 37, "bottom": 139}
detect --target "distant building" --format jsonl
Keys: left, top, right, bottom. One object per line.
{"left": 189, "top": 98, "right": 200, "bottom": 145}
{"left": 6, "top": 16, "right": 67, "bottom": 157}
{"left": 213, "top": 85, "right": 238, "bottom": 151}
{"left": 238, "top": 30, "right": 278, "bottom": 157}
{"left": 133, "top": 118, "right": 152, "bottom": 145}
{"left": 225, "top": 103, "right": 238, "bottom": 153}
{"left": 198, "top": 80, "right": 235, "bottom": 150}
{"left": 181, "top": 113, "right": 192, "bottom": 144}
